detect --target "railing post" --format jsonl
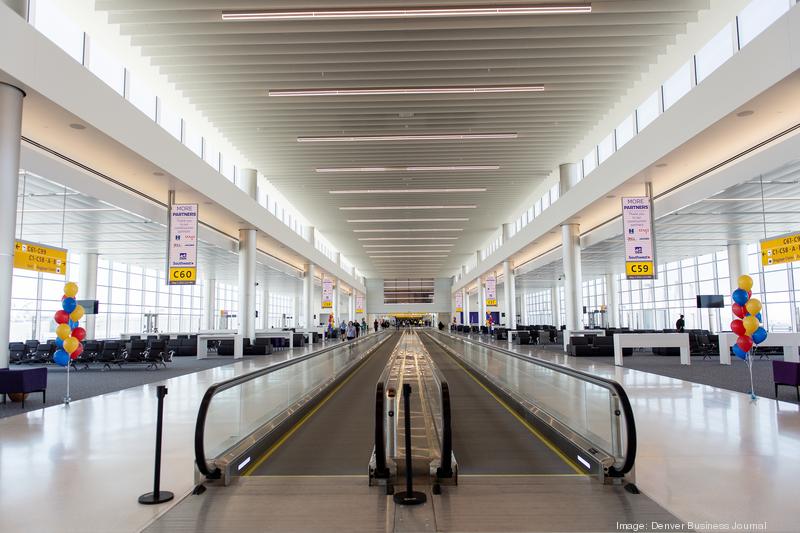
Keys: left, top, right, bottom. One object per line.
{"left": 393, "top": 383, "right": 426, "bottom": 505}
{"left": 139, "top": 386, "right": 174, "bottom": 505}
{"left": 437, "top": 382, "right": 453, "bottom": 479}
{"left": 374, "top": 383, "right": 389, "bottom": 478}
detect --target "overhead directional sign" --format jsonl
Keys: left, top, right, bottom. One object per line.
{"left": 485, "top": 273, "right": 497, "bottom": 306}
{"left": 455, "top": 290, "right": 463, "bottom": 313}
{"left": 167, "top": 203, "right": 198, "bottom": 285}
{"left": 322, "top": 278, "right": 333, "bottom": 308}
{"left": 14, "top": 240, "right": 67, "bottom": 276}
{"left": 622, "top": 196, "right": 656, "bottom": 279}
{"left": 760, "top": 231, "right": 800, "bottom": 266}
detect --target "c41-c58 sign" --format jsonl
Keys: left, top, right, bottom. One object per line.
{"left": 622, "top": 196, "right": 656, "bottom": 280}
{"left": 168, "top": 203, "right": 198, "bottom": 285}
{"left": 760, "top": 231, "right": 800, "bottom": 266}
{"left": 14, "top": 240, "right": 67, "bottom": 276}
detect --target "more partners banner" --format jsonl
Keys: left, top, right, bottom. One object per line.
{"left": 622, "top": 196, "right": 656, "bottom": 279}
{"left": 486, "top": 273, "right": 497, "bottom": 306}
{"left": 455, "top": 290, "right": 463, "bottom": 312}
{"left": 355, "top": 295, "right": 364, "bottom": 314}
{"left": 322, "top": 278, "right": 333, "bottom": 308}
{"left": 168, "top": 203, "right": 198, "bottom": 285}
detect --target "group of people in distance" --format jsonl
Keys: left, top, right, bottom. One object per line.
{"left": 335, "top": 317, "right": 379, "bottom": 341}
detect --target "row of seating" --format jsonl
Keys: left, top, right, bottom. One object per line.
{"left": 567, "top": 336, "right": 633, "bottom": 357}
{"left": 8, "top": 339, "right": 171, "bottom": 370}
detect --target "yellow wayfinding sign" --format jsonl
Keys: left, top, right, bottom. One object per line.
{"left": 14, "top": 240, "right": 67, "bottom": 276}
{"left": 761, "top": 232, "right": 800, "bottom": 266}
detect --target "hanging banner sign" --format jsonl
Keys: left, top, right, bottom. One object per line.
{"left": 14, "top": 240, "right": 67, "bottom": 276}
{"left": 455, "top": 290, "right": 463, "bottom": 313}
{"left": 622, "top": 196, "right": 656, "bottom": 279}
{"left": 355, "top": 295, "right": 364, "bottom": 314}
{"left": 167, "top": 203, "right": 198, "bottom": 285}
{"left": 485, "top": 273, "right": 497, "bottom": 307}
{"left": 322, "top": 277, "right": 333, "bottom": 308}
{"left": 760, "top": 231, "right": 800, "bottom": 266}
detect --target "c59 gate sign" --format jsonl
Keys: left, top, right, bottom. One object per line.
{"left": 760, "top": 231, "right": 800, "bottom": 266}
{"left": 14, "top": 240, "right": 67, "bottom": 276}
{"left": 622, "top": 196, "right": 656, "bottom": 280}
{"left": 167, "top": 203, "right": 198, "bottom": 286}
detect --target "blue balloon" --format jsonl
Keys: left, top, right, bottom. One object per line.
{"left": 752, "top": 327, "right": 768, "bottom": 344}
{"left": 732, "top": 289, "right": 749, "bottom": 306}
{"left": 53, "top": 349, "right": 69, "bottom": 366}
{"left": 69, "top": 320, "right": 79, "bottom": 329}
{"left": 62, "top": 297, "right": 77, "bottom": 313}
{"left": 755, "top": 312, "right": 763, "bottom": 322}
{"left": 55, "top": 337, "right": 64, "bottom": 348}
{"left": 732, "top": 344, "right": 749, "bottom": 360}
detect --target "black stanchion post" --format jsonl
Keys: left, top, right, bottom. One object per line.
{"left": 393, "top": 383, "right": 426, "bottom": 505}
{"left": 139, "top": 385, "right": 175, "bottom": 505}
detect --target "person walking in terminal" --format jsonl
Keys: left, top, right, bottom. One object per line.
{"left": 361, "top": 317, "right": 368, "bottom": 333}
{"left": 373, "top": 319, "right": 379, "bottom": 333}
{"left": 346, "top": 321, "right": 356, "bottom": 341}
{"left": 354, "top": 320, "right": 360, "bottom": 338}
{"left": 339, "top": 320, "right": 347, "bottom": 342}
{"left": 676, "top": 314, "right": 686, "bottom": 332}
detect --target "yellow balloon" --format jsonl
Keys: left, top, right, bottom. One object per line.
{"left": 63, "top": 281, "right": 79, "bottom": 298}
{"left": 745, "top": 298, "right": 762, "bottom": 316}
{"left": 743, "top": 315, "right": 759, "bottom": 335}
{"left": 56, "top": 323, "right": 71, "bottom": 340}
{"left": 63, "top": 336, "right": 79, "bottom": 354}
{"left": 70, "top": 305, "right": 85, "bottom": 322}
{"left": 737, "top": 275, "right": 753, "bottom": 292}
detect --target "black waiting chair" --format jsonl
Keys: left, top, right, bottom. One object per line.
{"left": 74, "top": 341, "right": 100, "bottom": 369}
{"left": 32, "top": 342, "right": 55, "bottom": 364}
{"left": 9, "top": 342, "right": 26, "bottom": 364}
{"left": 217, "top": 340, "right": 234, "bottom": 356}
{"left": 145, "top": 340, "right": 168, "bottom": 369}
{"left": 124, "top": 339, "right": 148, "bottom": 363}
{"left": 98, "top": 341, "right": 124, "bottom": 370}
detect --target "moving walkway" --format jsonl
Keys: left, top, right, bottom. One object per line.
{"left": 148, "top": 329, "right": 681, "bottom": 532}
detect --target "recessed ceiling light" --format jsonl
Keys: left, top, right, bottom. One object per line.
{"left": 354, "top": 228, "right": 463, "bottom": 233}
{"left": 340, "top": 205, "right": 476, "bottom": 210}
{"left": 318, "top": 165, "right": 498, "bottom": 173}
{"left": 605, "top": 194, "right": 615, "bottom": 198}
{"left": 153, "top": 171, "right": 165, "bottom": 176}
{"left": 358, "top": 237, "right": 459, "bottom": 241}
{"left": 270, "top": 85, "right": 543, "bottom": 97}
{"left": 736, "top": 110, "right": 755, "bottom": 117}
{"left": 330, "top": 188, "right": 486, "bottom": 194}
{"left": 222, "top": 5, "right": 591, "bottom": 21}
{"left": 298, "top": 133, "right": 517, "bottom": 142}
{"left": 655, "top": 163, "right": 668, "bottom": 168}
{"left": 69, "top": 123, "right": 86, "bottom": 130}
{"left": 347, "top": 218, "right": 469, "bottom": 223}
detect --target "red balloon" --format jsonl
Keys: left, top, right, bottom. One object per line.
{"left": 54, "top": 310, "right": 70, "bottom": 324}
{"left": 737, "top": 335, "right": 754, "bottom": 353}
{"left": 71, "top": 327, "right": 86, "bottom": 341}
{"left": 730, "top": 320, "right": 746, "bottom": 336}
{"left": 70, "top": 343, "right": 83, "bottom": 360}
{"left": 732, "top": 303, "right": 746, "bottom": 319}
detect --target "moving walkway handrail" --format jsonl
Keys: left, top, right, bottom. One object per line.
{"left": 195, "top": 331, "right": 385, "bottom": 479}
{"left": 440, "top": 330, "right": 636, "bottom": 477}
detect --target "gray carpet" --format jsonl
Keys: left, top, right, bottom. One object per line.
{"left": 0, "top": 356, "right": 240, "bottom": 418}
{"left": 585, "top": 351, "right": 799, "bottom": 404}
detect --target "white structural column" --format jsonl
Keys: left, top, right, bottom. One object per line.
{"left": 0, "top": 83, "right": 24, "bottom": 369}
{"left": 727, "top": 242, "right": 749, "bottom": 294}
{"left": 79, "top": 252, "right": 99, "bottom": 339}
{"left": 464, "top": 287, "right": 471, "bottom": 325}
{"left": 550, "top": 286, "right": 560, "bottom": 327}
{"left": 332, "top": 278, "right": 340, "bottom": 323}
{"left": 502, "top": 261, "right": 514, "bottom": 328}
{"left": 261, "top": 278, "right": 270, "bottom": 329}
{"left": 605, "top": 273, "right": 620, "bottom": 328}
{"left": 562, "top": 223, "right": 583, "bottom": 333}
{"left": 559, "top": 162, "right": 579, "bottom": 197}
{"left": 293, "top": 282, "right": 302, "bottom": 328}
{"left": 237, "top": 168, "right": 258, "bottom": 341}
{"left": 304, "top": 263, "right": 316, "bottom": 329}
{"left": 204, "top": 278, "right": 216, "bottom": 330}
{"left": 348, "top": 292, "right": 355, "bottom": 322}
{"left": 305, "top": 225, "right": 316, "bottom": 247}
{"left": 479, "top": 279, "right": 487, "bottom": 327}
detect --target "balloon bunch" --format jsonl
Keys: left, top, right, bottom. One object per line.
{"left": 53, "top": 282, "right": 86, "bottom": 367}
{"left": 729, "top": 275, "right": 768, "bottom": 359}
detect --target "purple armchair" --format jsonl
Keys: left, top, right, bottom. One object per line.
{"left": 772, "top": 361, "right": 800, "bottom": 401}
{"left": 0, "top": 368, "right": 47, "bottom": 408}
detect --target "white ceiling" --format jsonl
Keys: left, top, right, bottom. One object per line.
{"left": 15, "top": 171, "right": 302, "bottom": 290}
{"left": 93, "top": 0, "right": 712, "bottom": 278}
{"left": 516, "top": 158, "right": 800, "bottom": 290}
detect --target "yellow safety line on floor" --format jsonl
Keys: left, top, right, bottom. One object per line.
{"left": 460, "top": 473, "right": 587, "bottom": 478}
{"left": 443, "top": 347, "right": 586, "bottom": 476}
{"left": 242, "top": 342, "right": 386, "bottom": 476}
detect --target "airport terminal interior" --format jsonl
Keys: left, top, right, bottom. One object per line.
{"left": 1, "top": 1, "right": 800, "bottom": 532}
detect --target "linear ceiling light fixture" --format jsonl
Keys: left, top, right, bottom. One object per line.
{"left": 270, "top": 85, "right": 543, "bottom": 97}
{"left": 369, "top": 255, "right": 449, "bottom": 258}
{"left": 354, "top": 228, "right": 463, "bottom": 233}
{"left": 317, "top": 166, "right": 498, "bottom": 173}
{"left": 363, "top": 244, "right": 454, "bottom": 248}
{"left": 222, "top": 5, "right": 591, "bottom": 21}
{"left": 340, "top": 205, "right": 476, "bottom": 210}
{"left": 358, "top": 237, "right": 459, "bottom": 241}
{"left": 331, "top": 188, "right": 486, "bottom": 194}
{"left": 298, "top": 133, "right": 517, "bottom": 143}
{"left": 348, "top": 218, "right": 469, "bottom": 223}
